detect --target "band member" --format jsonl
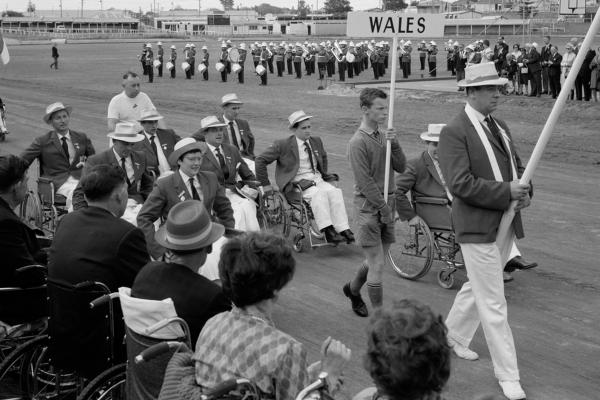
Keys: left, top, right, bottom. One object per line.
{"left": 259, "top": 42, "right": 269, "bottom": 86}
{"left": 139, "top": 43, "right": 148, "bottom": 75}
{"left": 326, "top": 44, "right": 335, "bottom": 77}
{"left": 184, "top": 44, "right": 192, "bottom": 80}
{"left": 169, "top": 45, "right": 177, "bottom": 78}
{"left": 144, "top": 44, "right": 154, "bottom": 83}
{"left": 304, "top": 41, "right": 313, "bottom": 76}
{"left": 400, "top": 43, "right": 411, "bottom": 79}
{"left": 220, "top": 43, "right": 228, "bottom": 83}
{"left": 190, "top": 43, "right": 196, "bottom": 76}
{"left": 156, "top": 42, "right": 164, "bottom": 77}
{"left": 345, "top": 88, "right": 406, "bottom": 317}
{"left": 267, "top": 42, "right": 275, "bottom": 74}
{"left": 337, "top": 42, "right": 347, "bottom": 82}
{"left": 224, "top": 40, "right": 232, "bottom": 74}
{"left": 428, "top": 41, "right": 438, "bottom": 77}
{"left": 237, "top": 43, "right": 247, "bottom": 84}
{"left": 252, "top": 43, "right": 260, "bottom": 68}
{"left": 455, "top": 43, "right": 467, "bottom": 89}
{"left": 293, "top": 44, "right": 303, "bottom": 79}
{"left": 275, "top": 44, "right": 285, "bottom": 77}
{"left": 346, "top": 42, "right": 355, "bottom": 79}
{"left": 383, "top": 41, "right": 389, "bottom": 70}
{"left": 370, "top": 45, "right": 380, "bottom": 80}
{"left": 285, "top": 44, "right": 294, "bottom": 75}
{"left": 418, "top": 40, "right": 427, "bottom": 70}
{"left": 201, "top": 45, "right": 209, "bottom": 81}
{"left": 378, "top": 43, "right": 386, "bottom": 77}
{"left": 446, "top": 40, "right": 455, "bottom": 75}
{"left": 317, "top": 43, "right": 328, "bottom": 80}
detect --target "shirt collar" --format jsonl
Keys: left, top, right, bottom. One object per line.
{"left": 358, "top": 121, "right": 379, "bottom": 136}
{"left": 295, "top": 137, "right": 308, "bottom": 146}
{"left": 465, "top": 102, "right": 487, "bottom": 124}
{"left": 206, "top": 142, "right": 219, "bottom": 153}
{"left": 178, "top": 168, "right": 194, "bottom": 181}
{"left": 222, "top": 115, "right": 233, "bottom": 124}
{"left": 56, "top": 130, "right": 71, "bottom": 140}
{"left": 113, "top": 148, "right": 127, "bottom": 162}
{"left": 144, "top": 130, "right": 156, "bottom": 139}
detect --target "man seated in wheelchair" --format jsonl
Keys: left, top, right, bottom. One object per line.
{"left": 255, "top": 111, "right": 354, "bottom": 244}
{"left": 20, "top": 102, "right": 96, "bottom": 210}
{"left": 395, "top": 123, "right": 538, "bottom": 279}
{"left": 193, "top": 115, "right": 260, "bottom": 232}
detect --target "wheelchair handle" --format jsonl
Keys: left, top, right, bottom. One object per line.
{"left": 202, "top": 379, "right": 251, "bottom": 400}
{"left": 15, "top": 264, "right": 47, "bottom": 274}
{"left": 135, "top": 341, "right": 187, "bottom": 364}
{"left": 89, "top": 292, "right": 119, "bottom": 309}
{"left": 295, "top": 373, "right": 329, "bottom": 400}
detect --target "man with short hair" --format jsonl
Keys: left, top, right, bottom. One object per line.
{"left": 218, "top": 94, "right": 255, "bottom": 162}
{"left": 134, "top": 109, "right": 180, "bottom": 177}
{"left": 107, "top": 71, "right": 164, "bottom": 132}
{"left": 439, "top": 63, "right": 531, "bottom": 400}
{"left": 21, "top": 102, "right": 95, "bottom": 209}
{"left": 524, "top": 43, "right": 542, "bottom": 97}
{"left": 344, "top": 89, "right": 406, "bottom": 318}
{"left": 540, "top": 36, "right": 552, "bottom": 94}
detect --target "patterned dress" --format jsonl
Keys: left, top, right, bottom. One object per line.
{"left": 193, "top": 307, "right": 309, "bottom": 400}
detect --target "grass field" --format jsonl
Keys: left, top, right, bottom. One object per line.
{"left": 0, "top": 39, "right": 599, "bottom": 400}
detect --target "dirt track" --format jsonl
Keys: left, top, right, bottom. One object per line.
{"left": 0, "top": 42, "right": 599, "bottom": 400}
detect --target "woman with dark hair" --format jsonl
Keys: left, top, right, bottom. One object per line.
{"left": 354, "top": 299, "right": 451, "bottom": 400}
{"left": 193, "top": 231, "right": 351, "bottom": 400}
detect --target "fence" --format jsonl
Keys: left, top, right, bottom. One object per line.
{"left": 1, "top": 28, "right": 188, "bottom": 40}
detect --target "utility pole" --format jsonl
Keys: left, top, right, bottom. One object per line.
{"left": 60, "top": 0, "right": 63, "bottom": 18}
{"left": 99, "top": 0, "right": 103, "bottom": 11}
{"left": 198, "top": 0, "right": 201, "bottom": 15}
{"left": 81, "top": 0, "right": 83, "bottom": 18}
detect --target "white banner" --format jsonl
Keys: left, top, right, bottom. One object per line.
{"left": 346, "top": 12, "right": 445, "bottom": 38}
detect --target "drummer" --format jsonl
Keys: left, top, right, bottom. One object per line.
{"left": 219, "top": 42, "right": 228, "bottom": 83}
{"left": 169, "top": 45, "right": 177, "bottom": 79}
{"left": 237, "top": 43, "right": 247, "bottom": 84}
{"left": 258, "top": 42, "right": 269, "bottom": 86}
{"left": 184, "top": 44, "right": 192, "bottom": 80}
{"left": 200, "top": 45, "right": 209, "bottom": 81}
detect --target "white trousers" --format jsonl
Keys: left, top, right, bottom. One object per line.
{"left": 57, "top": 177, "right": 79, "bottom": 212}
{"left": 121, "top": 199, "right": 142, "bottom": 226}
{"left": 445, "top": 230, "right": 520, "bottom": 381}
{"left": 198, "top": 236, "right": 226, "bottom": 281}
{"left": 301, "top": 180, "right": 350, "bottom": 233}
{"left": 226, "top": 189, "right": 260, "bottom": 232}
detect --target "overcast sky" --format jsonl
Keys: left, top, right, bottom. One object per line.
{"left": 1, "top": 0, "right": 382, "bottom": 12}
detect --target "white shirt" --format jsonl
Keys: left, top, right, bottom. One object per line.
{"left": 178, "top": 169, "right": 203, "bottom": 202}
{"left": 206, "top": 143, "right": 226, "bottom": 164}
{"left": 56, "top": 130, "right": 75, "bottom": 165}
{"left": 144, "top": 131, "right": 170, "bottom": 175}
{"left": 113, "top": 148, "right": 134, "bottom": 181}
{"left": 294, "top": 137, "right": 321, "bottom": 182}
{"left": 222, "top": 115, "right": 242, "bottom": 149}
{"left": 107, "top": 91, "right": 155, "bottom": 129}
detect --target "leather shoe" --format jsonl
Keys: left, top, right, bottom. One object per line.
{"left": 448, "top": 337, "right": 479, "bottom": 360}
{"left": 323, "top": 226, "right": 344, "bottom": 244}
{"left": 343, "top": 283, "right": 368, "bottom": 317}
{"left": 505, "top": 256, "right": 538, "bottom": 271}
{"left": 339, "top": 229, "right": 355, "bottom": 244}
{"left": 499, "top": 380, "right": 526, "bottom": 400}
{"left": 503, "top": 271, "right": 514, "bottom": 283}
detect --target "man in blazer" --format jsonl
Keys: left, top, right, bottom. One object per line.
{"left": 525, "top": 43, "right": 542, "bottom": 96}
{"left": 547, "top": 46, "right": 563, "bottom": 99}
{"left": 21, "top": 102, "right": 95, "bottom": 209}
{"left": 72, "top": 123, "right": 154, "bottom": 222}
{"left": 540, "top": 35, "right": 553, "bottom": 94}
{"left": 134, "top": 109, "right": 180, "bottom": 177}
{"left": 219, "top": 93, "right": 255, "bottom": 160}
{"left": 194, "top": 116, "right": 259, "bottom": 232}
{"left": 255, "top": 111, "right": 354, "bottom": 244}
{"left": 137, "top": 137, "right": 234, "bottom": 260}
{"left": 438, "top": 63, "right": 532, "bottom": 400}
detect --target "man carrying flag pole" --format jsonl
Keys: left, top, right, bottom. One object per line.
{"left": 0, "top": 32, "right": 10, "bottom": 65}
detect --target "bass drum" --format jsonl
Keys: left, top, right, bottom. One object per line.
{"left": 165, "top": 62, "right": 174, "bottom": 70}
{"left": 346, "top": 52, "right": 355, "bottom": 63}
{"left": 215, "top": 62, "right": 225, "bottom": 72}
{"left": 231, "top": 63, "right": 242, "bottom": 74}
{"left": 181, "top": 62, "right": 190, "bottom": 71}
{"left": 198, "top": 63, "right": 207, "bottom": 73}
{"left": 255, "top": 65, "right": 266, "bottom": 76}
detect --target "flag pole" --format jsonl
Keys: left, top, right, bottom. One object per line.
{"left": 495, "top": 7, "right": 600, "bottom": 246}
{"left": 383, "top": 35, "right": 399, "bottom": 202}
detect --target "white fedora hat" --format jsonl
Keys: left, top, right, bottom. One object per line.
{"left": 420, "top": 124, "right": 446, "bottom": 142}
{"left": 288, "top": 110, "right": 312, "bottom": 129}
{"left": 221, "top": 93, "right": 243, "bottom": 106}
{"left": 458, "top": 62, "right": 508, "bottom": 87}
{"left": 138, "top": 108, "right": 164, "bottom": 122}
{"left": 43, "top": 102, "right": 72, "bottom": 124}
{"left": 107, "top": 122, "right": 144, "bottom": 143}
{"left": 168, "top": 137, "right": 206, "bottom": 166}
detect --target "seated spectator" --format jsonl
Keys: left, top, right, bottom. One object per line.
{"left": 255, "top": 111, "right": 354, "bottom": 244}
{"left": 20, "top": 102, "right": 95, "bottom": 209}
{"left": 134, "top": 108, "right": 180, "bottom": 177}
{"left": 0, "top": 155, "right": 47, "bottom": 288}
{"left": 72, "top": 122, "right": 154, "bottom": 225}
{"left": 353, "top": 299, "right": 450, "bottom": 400}
{"left": 49, "top": 164, "right": 149, "bottom": 291}
{"left": 193, "top": 232, "right": 351, "bottom": 400}
{"left": 131, "top": 200, "right": 231, "bottom": 342}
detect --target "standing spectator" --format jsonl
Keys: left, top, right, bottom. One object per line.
{"left": 561, "top": 43, "right": 577, "bottom": 100}
{"left": 575, "top": 47, "right": 596, "bottom": 101}
{"left": 517, "top": 44, "right": 530, "bottom": 96}
{"left": 50, "top": 43, "right": 59, "bottom": 70}
{"left": 505, "top": 54, "right": 518, "bottom": 95}
{"left": 511, "top": 44, "right": 523, "bottom": 95}
{"left": 540, "top": 36, "right": 553, "bottom": 94}
{"left": 493, "top": 37, "right": 509, "bottom": 74}
{"left": 590, "top": 47, "right": 600, "bottom": 101}
{"left": 548, "top": 46, "right": 563, "bottom": 99}
{"left": 525, "top": 42, "right": 542, "bottom": 97}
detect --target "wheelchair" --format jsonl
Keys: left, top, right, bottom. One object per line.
{"left": 388, "top": 196, "right": 464, "bottom": 289}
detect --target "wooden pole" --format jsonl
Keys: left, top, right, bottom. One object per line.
{"left": 495, "top": 7, "right": 600, "bottom": 248}
{"left": 383, "top": 35, "right": 398, "bottom": 202}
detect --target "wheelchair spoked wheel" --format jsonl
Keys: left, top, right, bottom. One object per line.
{"left": 76, "top": 363, "right": 126, "bottom": 400}
{"left": 258, "top": 192, "right": 290, "bottom": 238}
{"left": 20, "top": 191, "right": 44, "bottom": 231}
{"left": 388, "top": 219, "right": 434, "bottom": 280}
{"left": 0, "top": 336, "right": 43, "bottom": 400}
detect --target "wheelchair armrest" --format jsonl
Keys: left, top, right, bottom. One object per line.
{"left": 414, "top": 196, "right": 449, "bottom": 206}
{"left": 322, "top": 173, "right": 339, "bottom": 183}
{"left": 135, "top": 341, "right": 189, "bottom": 364}
{"left": 16, "top": 264, "right": 47, "bottom": 275}
{"left": 239, "top": 180, "right": 261, "bottom": 188}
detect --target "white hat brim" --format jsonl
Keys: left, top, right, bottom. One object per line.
{"left": 420, "top": 132, "right": 440, "bottom": 142}
{"left": 457, "top": 77, "right": 508, "bottom": 87}
{"left": 107, "top": 133, "right": 145, "bottom": 143}
{"left": 289, "top": 115, "right": 312, "bottom": 129}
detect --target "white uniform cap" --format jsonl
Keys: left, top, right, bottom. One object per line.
{"left": 240, "top": 43, "right": 246, "bottom": 49}
{"left": 202, "top": 45, "right": 208, "bottom": 50}
{"left": 532, "top": 42, "right": 538, "bottom": 48}
{"left": 349, "top": 41, "right": 355, "bottom": 47}
{"left": 269, "top": 42, "right": 274, "bottom": 46}
{"left": 191, "top": 43, "right": 196, "bottom": 47}
{"left": 221, "top": 41, "right": 227, "bottom": 47}
{"left": 146, "top": 43, "right": 152, "bottom": 48}
{"left": 157, "top": 41, "right": 162, "bottom": 45}
{"left": 405, "top": 40, "right": 412, "bottom": 46}
{"left": 430, "top": 41, "right": 437, "bottom": 46}
{"left": 170, "top": 45, "right": 176, "bottom": 49}
{"left": 261, "top": 42, "right": 267, "bottom": 47}
{"left": 226, "top": 39, "right": 232, "bottom": 44}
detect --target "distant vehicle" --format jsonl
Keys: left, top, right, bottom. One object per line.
{"left": 55, "top": 25, "right": 67, "bottom": 33}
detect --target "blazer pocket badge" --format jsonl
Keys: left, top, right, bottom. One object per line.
{"left": 178, "top": 190, "right": 186, "bottom": 201}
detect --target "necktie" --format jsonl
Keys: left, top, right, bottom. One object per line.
{"left": 149, "top": 135, "right": 158, "bottom": 156}
{"left": 484, "top": 116, "right": 506, "bottom": 151}
{"left": 228, "top": 121, "right": 239, "bottom": 149}
{"left": 372, "top": 129, "right": 381, "bottom": 144}
{"left": 303, "top": 141, "right": 316, "bottom": 173}
{"left": 60, "top": 137, "right": 70, "bottom": 160}
{"left": 121, "top": 157, "right": 131, "bottom": 186}
{"left": 189, "top": 177, "right": 201, "bottom": 200}
{"left": 215, "top": 147, "right": 230, "bottom": 180}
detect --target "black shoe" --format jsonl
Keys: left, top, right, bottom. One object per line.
{"left": 343, "top": 283, "right": 368, "bottom": 317}
{"left": 339, "top": 229, "right": 355, "bottom": 244}
{"left": 323, "top": 226, "right": 344, "bottom": 244}
{"left": 505, "top": 256, "right": 538, "bottom": 271}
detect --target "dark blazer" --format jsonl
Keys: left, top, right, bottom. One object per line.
{"left": 136, "top": 170, "right": 234, "bottom": 259}
{"left": 133, "top": 129, "right": 180, "bottom": 174}
{"left": 219, "top": 118, "right": 255, "bottom": 159}
{"left": 0, "top": 198, "right": 47, "bottom": 287}
{"left": 454, "top": 51, "right": 467, "bottom": 71}
{"left": 548, "top": 52, "right": 563, "bottom": 76}
{"left": 525, "top": 48, "right": 541, "bottom": 73}
{"left": 540, "top": 43, "right": 552, "bottom": 63}
{"left": 131, "top": 261, "right": 232, "bottom": 341}
{"left": 255, "top": 135, "right": 330, "bottom": 192}
{"left": 201, "top": 143, "right": 255, "bottom": 189}
{"left": 438, "top": 109, "right": 526, "bottom": 244}
{"left": 395, "top": 151, "right": 448, "bottom": 221}
{"left": 20, "top": 130, "right": 96, "bottom": 189}
{"left": 48, "top": 206, "right": 149, "bottom": 291}
{"left": 72, "top": 148, "right": 154, "bottom": 210}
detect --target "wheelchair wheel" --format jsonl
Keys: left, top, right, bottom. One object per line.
{"left": 437, "top": 269, "right": 455, "bottom": 289}
{"left": 388, "top": 219, "right": 434, "bottom": 280}
{"left": 293, "top": 233, "right": 305, "bottom": 253}
{"left": 76, "top": 363, "right": 126, "bottom": 400}
{"left": 20, "top": 191, "right": 43, "bottom": 230}
{"left": 259, "top": 192, "right": 290, "bottom": 238}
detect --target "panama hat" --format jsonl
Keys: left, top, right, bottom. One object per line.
{"left": 155, "top": 200, "right": 224, "bottom": 251}
{"left": 168, "top": 137, "right": 205, "bottom": 166}
{"left": 107, "top": 122, "right": 144, "bottom": 143}
{"left": 198, "top": 115, "right": 227, "bottom": 133}
{"left": 43, "top": 102, "right": 72, "bottom": 124}
{"left": 458, "top": 62, "right": 508, "bottom": 87}
{"left": 138, "top": 108, "right": 164, "bottom": 122}
{"left": 221, "top": 93, "right": 243, "bottom": 106}
{"left": 420, "top": 124, "right": 446, "bottom": 142}
{"left": 288, "top": 110, "right": 312, "bottom": 129}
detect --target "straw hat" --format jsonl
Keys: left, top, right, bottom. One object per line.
{"left": 168, "top": 137, "right": 205, "bottom": 166}
{"left": 199, "top": 115, "right": 227, "bottom": 132}
{"left": 155, "top": 200, "right": 224, "bottom": 251}
{"left": 420, "top": 124, "right": 446, "bottom": 142}
{"left": 288, "top": 110, "right": 312, "bottom": 129}
{"left": 107, "top": 122, "right": 144, "bottom": 143}
{"left": 43, "top": 102, "right": 72, "bottom": 124}
{"left": 457, "top": 62, "right": 509, "bottom": 87}
{"left": 221, "top": 93, "right": 243, "bottom": 106}
{"left": 138, "top": 108, "right": 164, "bottom": 122}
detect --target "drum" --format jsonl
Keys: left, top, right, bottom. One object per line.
{"left": 153, "top": 59, "right": 161, "bottom": 68}
{"left": 215, "top": 62, "right": 226, "bottom": 72}
{"left": 228, "top": 48, "right": 240, "bottom": 63}
{"left": 255, "top": 65, "right": 266, "bottom": 76}
{"left": 198, "top": 63, "right": 207, "bottom": 73}
{"left": 166, "top": 61, "right": 174, "bottom": 70}
{"left": 181, "top": 62, "right": 190, "bottom": 71}
{"left": 231, "top": 63, "right": 242, "bottom": 74}
{"left": 346, "top": 52, "right": 356, "bottom": 63}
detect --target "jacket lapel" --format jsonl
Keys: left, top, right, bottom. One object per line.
{"left": 173, "top": 170, "right": 192, "bottom": 201}
{"left": 51, "top": 132, "right": 69, "bottom": 162}
{"left": 308, "top": 137, "right": 323, "bottom": 172}
{"left": 422, "top": 152, "right": 444, "bottom": 187}
{"left": 222, "top": 146, "right": 236, "bottom": 178}
{"left": 462, "top": 110, "right": 506, "bottom": 156}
